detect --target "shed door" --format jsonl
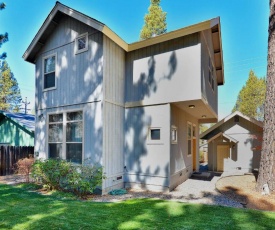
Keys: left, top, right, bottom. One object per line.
{"left": 217, "top": 145, "right": 229, "bottom": 172}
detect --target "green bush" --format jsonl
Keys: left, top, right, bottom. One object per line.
{"left": 31, "top": 159, "right": 105, "bottom": 197}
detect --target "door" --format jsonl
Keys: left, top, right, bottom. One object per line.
{"left": 217, "top": 145, "right": 229, "bottom": 172}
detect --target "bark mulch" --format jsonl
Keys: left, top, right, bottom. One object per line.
{"left": 216, "top": 174, "right": 275, "bottom": 211}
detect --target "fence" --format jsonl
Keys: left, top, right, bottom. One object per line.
{"left": 0, "top": 146, "right": 34, "bottom": 176}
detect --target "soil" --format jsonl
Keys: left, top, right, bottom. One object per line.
{"left": 216, "top": 174, "right": 275, "bottom": 211}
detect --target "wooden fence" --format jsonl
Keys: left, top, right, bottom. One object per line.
{"left": 0, "top": 146, "right": 34, "bottom": 176}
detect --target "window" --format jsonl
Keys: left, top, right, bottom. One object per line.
{"left": 171, "top": 126, "right": 177, "bottom": 144}
{"left": 43, "top": 54, "right": 56, "bottom": 90}
{"left": 75, "top": 33, "right": 88, "bottom": 54}
{"left": 187, "top": 122, "right": 192, "bottom": 156}
{"left": 208, "top": 57, "right": 215, "bottom": 92}
{"left": 48, "top": 111, "right": 83, "bottom": 164}
{"left": 150, "top": 128, "right": 160, "bottom": 140}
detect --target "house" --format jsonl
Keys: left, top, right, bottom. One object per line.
{"left": 23, "top": 2, "right": 224, "bottom": 193}
{"left": 0, "top": 111, "right": 35, "bottom": 146}
{"left": 200, "top": 111, "right": 263, "bottom": 173}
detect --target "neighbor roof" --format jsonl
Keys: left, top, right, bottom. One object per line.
{"left": 23, "top": 1, "right": 224, "bottom": 85}
{"left": 0, "top": 111, "right": 35, "bottom": 133}
{"left": 199, "top": 111, "right": 263, "bottom": 140}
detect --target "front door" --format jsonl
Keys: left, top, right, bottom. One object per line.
{"left": 217, "top": 145, "right": 229, "bottom": 172}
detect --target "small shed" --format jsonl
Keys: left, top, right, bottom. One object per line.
{"left": 200, "top": 111, "right": 263, "bottom": 173}
{"left": 0, "top": 111, "right": 35, "bottom": 146}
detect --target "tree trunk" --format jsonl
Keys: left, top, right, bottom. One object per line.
{"left": 257, "top": 0, "right": 275, "bottom": 191}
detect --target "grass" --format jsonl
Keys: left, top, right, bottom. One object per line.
{"left": 0, "top": 184, "right": 275, "bottom": 230}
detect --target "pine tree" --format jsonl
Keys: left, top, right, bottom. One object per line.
{"left": 0, "top": 2, "right": 8, "bottom": 60}
{"left": 256, "top": 0, "right": 275, "bottom": 192}
{"left": 0, "top": 61, "right": 22, "bottom": 112}
{"left": 140, "top": 0, "right": 167, "bottom": 40}
{"left": 232, "top": 70, "right": 266, "bottom": 121}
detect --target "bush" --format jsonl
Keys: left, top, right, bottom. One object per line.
{"left": 15, "top": 157, "right": 35, "bottom": 183}
{"left": 31, "top": 159, "right": 105, "bottom": 197}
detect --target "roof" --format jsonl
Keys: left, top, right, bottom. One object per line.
{"left": 200, "top": 111, "right": 263, "bottom": 140}
{"left": 23, "top": 1, "right": 224, "bottom": 85}
{"left": 0, "top": 111, "right": 35, "bottom": 133}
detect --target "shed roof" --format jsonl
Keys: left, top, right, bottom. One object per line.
{"left": 200, "top": 111, "right": 263, "bottom": 140}
{"left": 23, "top": 1, "right": 224, "bottom": 85}
{"left": 0, "top": 111, "right": 35, "bottom": 133}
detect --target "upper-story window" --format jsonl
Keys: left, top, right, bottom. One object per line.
{"left": 208, "top": 57, "right": 215, "bottom": 92}
{"left": 43, "top": 54, "right": 56, "bottom": 90}
{"left": 75, "top": 33, "right": 88, "bottom": 54}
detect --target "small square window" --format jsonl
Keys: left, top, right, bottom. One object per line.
{"left": 150, "top": 129, "right": 160, "bottom": 140}
{"left": 75, "top": 33, "right": 88, "bottom": 54}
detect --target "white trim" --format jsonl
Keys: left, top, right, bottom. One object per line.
{"left": 171, "top": 125, "right": 177, "bottom": 144}
{"left": 46, "top": 109, "right": 84, "bottom": 164}
{"left": 75, "top": 32, "right": 88, "bottom": 55}
{"left": 42, "top": 53, "right": 57, "bottom": 91}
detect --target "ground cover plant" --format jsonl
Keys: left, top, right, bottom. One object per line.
{"left": 0, "top": 183, "right": 275, "bottom": 230}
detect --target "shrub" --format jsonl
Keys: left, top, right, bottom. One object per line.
{"left": 31, "top": 158, "right": 105, "bottom": 197}
{"left": 15, "top": 157, "right": 35, "bottom": 183}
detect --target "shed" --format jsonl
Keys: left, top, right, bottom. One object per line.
{"left": 200, "top": 111, "right": 263, "bottom": 173}
{"left": 0, "top": 111, "right": 35, "bottom": 146}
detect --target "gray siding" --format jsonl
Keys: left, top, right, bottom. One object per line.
{"left": 200, "top": 30, "right": 218, "bottom": 114}
{"left": 170, "top": 104, "right": 198, "bottom": 189}
{"left": 125, "top": 34, "right": 201, "bottom": 106}
{"left": 102, "top": 35, "right": 125, "bottom": 192}
{"left": 35, "top": 15, "right": 104, "bottom": 110}
{"left": 124, "top": 104, "right": 170, "bottom": 191}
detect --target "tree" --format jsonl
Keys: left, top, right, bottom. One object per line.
{"left": 256, "top": 0, "right": 275, "bottom": 192}
{"left": 232, "top": 70, "right": 266, "bottom": 121}
{"left": 0, "top": 61, "right": 22, "bottom": 112}
{"left": 0, "top": 2, "right": 8, "bottom": 60}
{"left": 140, "top": 0, "right": 167, "bottom": 40}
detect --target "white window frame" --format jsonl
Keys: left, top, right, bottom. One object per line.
{"left": 43, "top": 53, "right": 57, "bottom": 91}
{"left": 171, "top": 125, "right": 177, "bottom": 144}
{"left": 147, "top": 127, "right": 162, "bottom": 145}
{"left": 187, "top": 122, "right": 192, "bottom": 156}
{"left": 47, "top": 109, "right": 84, "bottom": 164}
{"left": 75, "top": 32, "right": 88, "bottom": 55}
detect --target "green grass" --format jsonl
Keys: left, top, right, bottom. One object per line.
{"left": 0, "top": 184, "right": 274, "bottom": 230}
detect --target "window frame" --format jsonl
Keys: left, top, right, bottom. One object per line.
{"left": 187, "top": 122, "right": 192, "bottom": 156}
{"left": 147, "top": 127, "right": 162, "bottom": 145}
{"left": 171, "top": 125, "right": 178, "bottom": 144}
{"left": 47, "top": 109, "right": 84, "bottom": 164}
{"left": 75, "top": 32, "right": 88, "bottom": 55}
{"left": 43, "top": 53, "right": 57, "bottom": 91}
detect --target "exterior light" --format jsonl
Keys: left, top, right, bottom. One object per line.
{"left": 189, "top": 105, "right": 195, "bottom": 109}
{"left": 202, "top": 115, "right": 206, "bottom": 118}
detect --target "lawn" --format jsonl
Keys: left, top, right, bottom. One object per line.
{"left": 0, "top": 184, "right": 274, "bottom": 230}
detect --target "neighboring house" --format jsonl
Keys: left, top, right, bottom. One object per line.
{"left": 23, "top": 2, "right": 224, "bottom": 193}
{"left": 200, "top": 111, "right": 263, "bottom": 173}
{"left": 0, "top": 111, "right": 35, "bottom": 146}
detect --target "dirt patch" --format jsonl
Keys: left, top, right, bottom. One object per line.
{"left": 216, "top": 174, "right": 275, "bottom": 211}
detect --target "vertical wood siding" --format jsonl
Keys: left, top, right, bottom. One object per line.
{"left": 102, "top": 35, "right": 125, "bottom": 192}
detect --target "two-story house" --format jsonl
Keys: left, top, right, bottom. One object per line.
{"left": 23, "top": 2, "right": 224, "bottom": 193}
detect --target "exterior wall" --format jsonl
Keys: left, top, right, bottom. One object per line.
{"left": 170, "top": 104, "right": 198, "bottom": 190}
{"left": 35, "top": 102, "right": 102, "bottom": 164}
{"left": 125, "top": 34, "right": 201, "bottom": 106}
{"left": 207, "top": 117, "right": 262, "bottom": 173}
{"left": 124, "top": 104, "right": 170, "bottom": 191}
{"left": 200, "top": 30, "right": 218, "bottom": 114}
{"left": 34, "top": 15, "right": 104, "bottom": 164}
{"left": 0, "top": 119, "right": 34, "bottom": 146}
{"left": 35, "top": 15, "right": 104, "bottom": 110}
{"left": 102, "top": 35, "right": 125, "bottom": 193}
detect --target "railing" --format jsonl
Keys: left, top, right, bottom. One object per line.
{"left": 0, "top": 146, "right": 34, "bottom": 176}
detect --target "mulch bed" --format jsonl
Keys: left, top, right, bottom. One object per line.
{"left": 216, "top": 174, "right": 275, "bottom": 211}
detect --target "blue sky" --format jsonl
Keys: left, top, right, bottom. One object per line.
{"left": 0, "top": 0, "right": 269, "bottom": 119}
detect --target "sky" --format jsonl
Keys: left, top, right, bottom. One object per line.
{"left": 0, "top": 0, "right": 269, "bottom": 119}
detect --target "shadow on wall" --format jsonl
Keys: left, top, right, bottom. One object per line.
{"left": 124, "top": 51, "right": 177, "bottom": 189}
{"left": 245, "top": 133, "right": 262, "bottom": 170}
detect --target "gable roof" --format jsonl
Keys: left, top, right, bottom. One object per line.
{"left": 200, "top": 111, "right": 263, "bottom": 140}
{"left": 23, "top": 1, "right": 224, "bottom": 85}
{"left": 0, "top": 111, "right": 35, "bottom": 133}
